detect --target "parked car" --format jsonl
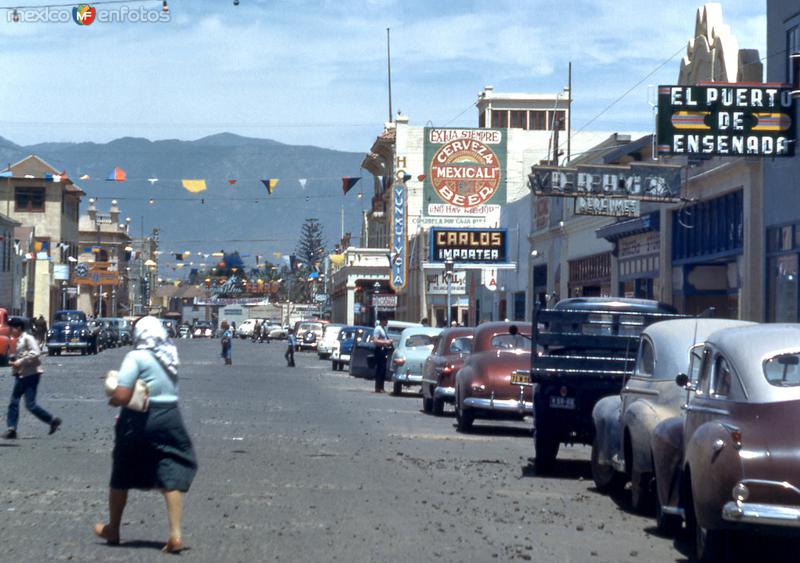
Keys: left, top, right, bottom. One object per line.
{"left": 653, "top": 324, "right": 800, "bottom": 561}
{"left": 389, "top": 327, "right": 442, "bottom": 395}
{"left": 591, "top": 318, "right": 754, "bottom": 513}
{"left": 0, "top": 309, "right": 19, "bottom": 366}
{"left": 98, "top": 317, "right": 132, "bottom": 345}
{"left": 92, "top": 319, "right": 119, "bottom": 350}
{"left": 349, "top": 329, "right": 380, "bottom": 378}
{"left": 421, "top": 327, "right": 473, "bottom": 415}
{"left": 297, "top": 320, "right": 329, "bottom": 352}
{"left": 47, "top": 310, "right": 96, "bottom": 355}
{"left": 192, "top": 320, "right": 215, "bottom": 338}
{"left": 268, "top": 324, "right": 287, "bottom": 340}
{"left": 454, "top": 322, "right": 533, "bottom": 432}
{"left": 318, "top": 324, "right": 344, "bottom": 359}
{"left": 385, "top": 320, "right": 421, "bottom": 347}
{"left": 237, "top": 318, "right": 262, "bottom": 339}
{"left": 516, "top": 298, "right": 680, "bottom": 472}
{"left": 331, "top": 326, "right": 370, "bottom": 371}
{"left": 178, "top": 323, "right": 192, "bottom": 339}
{"left": 160, "top": 319, "right": 178, "bottom": 338}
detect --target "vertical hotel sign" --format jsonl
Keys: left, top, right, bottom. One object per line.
{"left": 422, "top": 127, "right": 507, "bottom": 227}
{"left": 390, "top": 179, "right": 407, "bottom": 290}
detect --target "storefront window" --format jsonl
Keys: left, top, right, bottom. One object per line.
{"left": 768, "top": 254, "right": 799, "bottom": 322}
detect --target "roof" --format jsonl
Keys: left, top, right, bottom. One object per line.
{"left": 1, "top": 154, "right": 84, "bottom": 195}
{"left": 706, "top": 324, "right": 800, "bottom": 403}
{"left": 0, "top": 212, "right": 21, "bottom": 227}
{"left": 553, "top": 297, "right": 676, "bottom": 313}
{"left": 596, "top": 212, "right": 660, "bottom": 242}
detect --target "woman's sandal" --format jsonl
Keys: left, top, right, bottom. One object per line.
{"left": 162, "top": 537, "right": 184, "bottom": 554}
{"left": 93, "top": 523, "right": 120, "bottom": 546}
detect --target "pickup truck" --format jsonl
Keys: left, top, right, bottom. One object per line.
{"left": 0, "top": 308, "right": 16, "bottom": 366}
{"left": 512, "top": 297, "right": 681, "bottom": 473}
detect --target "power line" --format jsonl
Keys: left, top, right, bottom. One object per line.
{"left": 2, "top": 0, "right": 156, "bottom": 7}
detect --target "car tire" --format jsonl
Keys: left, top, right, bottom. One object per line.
{"left": 655, "top": 498, "right": 682, "bottom": 536}
{"left": 631, "top": 471, "right": 655, "bottom": 515}
{"left": 422, "top": 396, "right": 433, "bottom": 413}
{"left": 392, "top": 381, "right": 402, "bottom": 396}
{"left": 591, "top": 435, "right": 625, "bottom": 493}
{"left": 48, "top": 349, "right": 55, "bottom": 356}
{"left": 695, "top": 521, "right": 728, "bottom": 563}
{"left": 534, "top": 418, "right": 559, "bottom": 473}
{"left": 432, "top": 397, "right": 445, "bottom": 416}
{"left": 455, "top": 399, "right": 474, "bottom": 432}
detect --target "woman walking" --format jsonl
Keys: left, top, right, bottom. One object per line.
{"left": 95, "top": 316, "right": 197, "bottom": 553}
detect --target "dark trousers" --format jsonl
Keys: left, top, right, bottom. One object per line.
{"left": 285, "top": 345, "right": 295, "bottom": 367}
{"left": 374, "top": 349, "right": 387, "bottom": 391}
{"left": 7, "top": 374, "right": 54, "bottom": 430}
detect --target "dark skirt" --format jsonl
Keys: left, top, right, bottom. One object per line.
{"left": 110, "top": 403, "right": 198, "bottom": 492}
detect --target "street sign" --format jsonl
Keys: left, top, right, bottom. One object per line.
{"left": 575, "top": 197, "right": 641, "bottom": 217}
{"left": 529, "top": 162, "right": 682, "bottom": 202}
{"left": 427, "top": 271, "right": 467, "bottom": 295}
{"left": 656, "top": 84, "right": 795, "bottom": 157}
{"left": 371, "top": 294, "right": 398, "bottom": 309}
{"left": 429, "top": 228, "right": 508, "bottom": 264}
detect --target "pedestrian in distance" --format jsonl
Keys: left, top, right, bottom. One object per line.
{"left": 372, "top": 317, "right": 393, "bottom": 393}
{"left": 35, "top": 314, "right": 47, "bottom": 346}
{"left": 262, "top": 323, "right": 271, "bottom": 343}
{"left": 220, "top": 321, "right": 233, "bottom": 366}
{"left": 95, "top": 316, "right": 197, "bottom": 553}
{"left": 2, "top": 317, "right": 61, "bottom": 439}
{"left": 285, "top": 328, "right": 296, "bottom": 367}
{"left": 252, "top": 321, "right": 261, "bottom": 343}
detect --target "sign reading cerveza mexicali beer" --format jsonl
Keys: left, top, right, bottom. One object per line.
{"left": 657, "top": 84, "right": 795, "bottom": 157}
{"left": 529, "top": 162, "right": 683, "bottom": 202}
{"left": 423, "top": 128, "right": 507, "bottom": 227}
{"left": 429, "top": 228, "right": 508, "bottom": 263}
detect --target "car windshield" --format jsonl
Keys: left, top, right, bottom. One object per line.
{"left": 449, "top": 336, "right": 473, "bottom": 354}
{"left": 764, "top": 353, "right": 800, "bottom": 387}
{"left": 490, "top": 333, "right": 532, "bottom": 351}
{"left": 405, "top": 334, "right": 435, "bottom": 348}
{"left": 195, "top": 322, "right": 212, "bottom": 328}
{"left": 55, "top": 312, "right": 85, "bottom": 323}
{"left": 299, "top": 322, "right": 321, "bottom": 332}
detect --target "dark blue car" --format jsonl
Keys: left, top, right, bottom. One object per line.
{"left": 47, "top": 310, "right": 97, "bottom": 356}
{"left": 331, "top": 326, "right": 372, "bottom": 371}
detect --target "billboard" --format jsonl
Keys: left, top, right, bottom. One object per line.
{"left": 575, "top": 197, "right": 641, "bottom": 218}
{"left": 656, "top": 84, "right": 795, "bottom": 157}
{"left": 429, "top": 228, "right": 508, "bottom": 264}
{"left": 529, "top": 162, "right": 683, "bottom": 202}
{"left": 422, "top": 127, "right": 507, "bottom": 227}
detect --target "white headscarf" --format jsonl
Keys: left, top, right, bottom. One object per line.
{"left": 133, "top": 316, "right": 180, "bottom": 379}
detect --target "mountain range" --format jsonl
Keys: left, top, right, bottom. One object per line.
{"left": 0, "top": 133, "right": 370, "bottom": 269}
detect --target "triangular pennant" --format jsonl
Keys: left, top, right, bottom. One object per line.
{"left": 342, "top": 176, "right": 360, "bottom": 195}
{"left": 227, "top": 179, "right": 237, "bottom": 185}
{"left": 261, "top": 179, "right": 279, "bottom": 194}
{"left": 147, "top": 178, "right": 159, "bottom": 185}
{"left": 298, "top": 178, "right": 307, "bottom": 190}
{"left": 106, "top": 167, "right": 126, "bottom": 182}
{"left": 402, "top": 173, "right": 412, "bottom": 182}
{"left": 79, "top": 174, "right": 90, "bottom": 180}
{"left": 417, "top": 174, "right": 426, "bottom": 182}
{"left": 181, "top": 179, "right": 207, "bottom": 193}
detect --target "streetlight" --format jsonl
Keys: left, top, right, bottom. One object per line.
{"left": 444, "top": 259, "right": 455, "bottom": 326}
{"left": 61, "top": 281, "right": 67, "bottom": 309}
{"left": 372, "top": 281, "right": 381, "bottom": 326}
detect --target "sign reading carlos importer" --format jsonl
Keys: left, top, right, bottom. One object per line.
{"left": 429, "top": 228, "right": 508, "bottom": 263}
{"left": 529, "top": 162, "right": 682, "bottom": 202}
{"left": 657, "top": 84, "right": 795, "bottom": 157}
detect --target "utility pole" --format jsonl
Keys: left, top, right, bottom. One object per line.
{"left": 567, "top": 62, "right": 572, "bottom": 163}
{"left": 387, "top": 27, "right": 393, "bottom": 122}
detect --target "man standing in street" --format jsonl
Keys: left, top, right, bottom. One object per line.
{"left": 3, "top": 318, "right": 61, "bottom": 439}
{"left": 285, "top": 328, "right": 296, "bottom": 367}
{"left": 372, "top": 317, "right": 392, "bottom": 393}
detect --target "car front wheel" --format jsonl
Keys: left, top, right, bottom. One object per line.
{"left": 392, "top": 381, "right": 402, "bottom": 396}
{"left": 455, "top": 395, "right": 474, "bottom": 432}
{"left": 590, "top": 434, "right": 625, "bottom": 493}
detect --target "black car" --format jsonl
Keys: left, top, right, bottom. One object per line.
{"left": 47, "top": 310, "right": 97, "bottom": 356}
{"left": 98, "top": 317, "right": 132, "bottom": 345}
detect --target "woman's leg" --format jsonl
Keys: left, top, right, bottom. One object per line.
{"left": 95, "top": 488, "right": 127, "bottom": 544}
{"left": 162, "top": 489, "right": 184, "bottom": 542}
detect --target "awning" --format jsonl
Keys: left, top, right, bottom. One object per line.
{"left": 596, "top": 212, "right": 660, "bottom": 242}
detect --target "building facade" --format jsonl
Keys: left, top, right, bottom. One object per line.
{"left": 0, "top": 213, "right": 21, "bottom": 312}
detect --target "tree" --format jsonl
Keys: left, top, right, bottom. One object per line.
{"left": 293, "top": 218, "right": 327, "bottom": 302}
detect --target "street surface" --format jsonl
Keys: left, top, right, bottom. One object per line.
{"left": 0, "top": 339, "right": 791, "bottom": 562}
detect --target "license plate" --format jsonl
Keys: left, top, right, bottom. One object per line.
{"left": 70, "top": 338, "right": 80, "bottom": 343}
{"left": 510, "top": 371, "right": 530, "bottom": 385}
{"left": 549, "top": 396, "right": 576, "bottom": 410}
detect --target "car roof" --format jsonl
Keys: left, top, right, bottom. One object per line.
{"left": 553, "top": 297, "right": 677, "bottom": 313}
{"left": 400, "top": 326, "right": 443, "bottom": 340}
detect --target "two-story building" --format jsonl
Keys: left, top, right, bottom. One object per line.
{"left": 0, "top": 155, "right": 83, "bottom": 321}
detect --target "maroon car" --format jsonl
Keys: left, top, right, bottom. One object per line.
{"left": 420, "top": 327, "right": 473, "bottom": 416}
{"left": 454, "top": 322, "right": 533, "bottom": 432}
{"left": 653, "top": 324, "right": 800, "bottom": 561}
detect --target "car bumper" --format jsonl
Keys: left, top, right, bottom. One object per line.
{"left": 434, "top": 386, "right": 455, "bottom": 401}
{"left": 393, "top": 372, "right": 423, "bottom": 384}
{"left": 462, "top": 397, "right": 533, "bottom": 414}
{"left": 299, "top": 343, "right": 318, "bottom": 349}
{"left": 723, "top": 502, "right": 800, "bottom": 528}
{"left": 47, "top": 341, "right": 89, "bottom": 349}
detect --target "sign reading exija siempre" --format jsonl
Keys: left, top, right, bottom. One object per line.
{"left": 423, "top": 128, "right": 507, "bottom": 227}
{"left": 656, "top": 84, "right": 795, "bottom": 157}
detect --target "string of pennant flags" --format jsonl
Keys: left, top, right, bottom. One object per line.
{"left": 13, "top": 166, "right": 372, "bottom": 195}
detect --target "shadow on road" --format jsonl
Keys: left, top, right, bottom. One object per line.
{"left": 456, "top": 424, "right": 532, "bottom": 439}
{"left": 519, "top": 459, "right": 592, "bottom": 480}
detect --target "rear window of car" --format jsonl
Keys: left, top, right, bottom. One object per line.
{"left": 449, "top": 336, "right": 473, "bottom": 354}
{"left": 55, "top": 312, "right": 85, "bottom": 323}
{"left": 405, "top": 334, "right": 435, "bottom": 348}
{"left": 491, "top": 333, "right": 532, "bottom": 351}
{"left": 764, "top": 353, "right": 800, "bottom": 387}
{"left": 299, "top": 322, "right": 321, "bottom": 332}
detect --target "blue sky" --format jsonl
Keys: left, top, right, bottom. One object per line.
{"left": 0, "top": 0, "right": 766, "bottom": 152}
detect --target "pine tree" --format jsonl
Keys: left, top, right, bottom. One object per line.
{"left": 293, "top": 218, "right": 327, "bottom": 302}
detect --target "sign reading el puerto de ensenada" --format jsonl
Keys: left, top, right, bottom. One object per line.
{"left": 423, "top": 128, "right": 507, "bottom": 227}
